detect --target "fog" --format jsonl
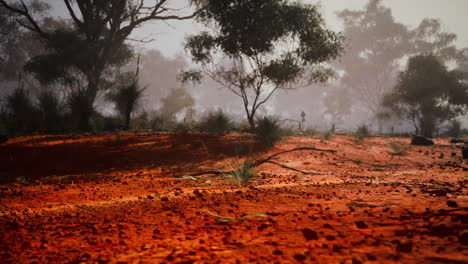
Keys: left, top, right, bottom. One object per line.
{"left": 2, "top": 0, "right": 468, "bottom": 135}
{"left": 122, "top": 0, "right": 468, "bottom": 132}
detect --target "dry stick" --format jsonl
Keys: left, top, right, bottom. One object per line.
{"left": 264, "top": 160, "right": 324, "bottom": 175}
{"left": 173, "top": 147, "right": 336, "bottom": 178}
{"left": 253, "top": 147, "right": 337, "bottom": 167}
{"left": 331, "top": 159, "right": 403, "bottom": 168}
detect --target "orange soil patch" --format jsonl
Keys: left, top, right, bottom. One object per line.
{"left": 0, "top": 133, "right": 467, "bottom": 263}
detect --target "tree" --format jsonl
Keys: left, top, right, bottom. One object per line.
{"left": 327, "top": 0, "right": 467, "bottom": 131}
{"left": 159, "top": 87, "right": 194, "bottom": 119}
{"left": 0, "top": 0, "right": 203, "bottom": 130}
{"left": 383, "top": 55, "right": 468, "bottom": 138}
{"left": 107, "top": 71, "right": 145, "bottom": 130}
{"left": 0, "top": 0, "right": 50, "bottom": 80}
{"left": 183, "top": 0, "right": 343, "bottom": 129}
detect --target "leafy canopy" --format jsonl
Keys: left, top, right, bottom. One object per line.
{"left": 383, "top": 54, "right": 468, "bottom": 137}
{"left": 184, "top": 0, "right": 343, "bottom": 128}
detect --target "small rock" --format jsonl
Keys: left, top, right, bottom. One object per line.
{"left": 293, "top": 253, "right": 307, "bottom": 262}
{"left": 411, "top": 136, "right": 434, "bottom": 146}
{"left": 301, "top": 228, "right": 318, "bottom": 240}
{"left": 272, "top": 249, "right": 283, "bottom": 255}
{"left": 458, "top": 232, "right": 468, "bottom": 245}
{"left": 355, "top": 220, "right": 368, "bottom": 229}
{"left": 396, "top": 240, "right": 413, "bottom": 253}
{"left": 446, "top": 200, "right": 458, "bottom": 208}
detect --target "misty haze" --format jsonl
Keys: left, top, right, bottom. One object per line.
{"left": 0, "top": 0, "right": 467, "bottom": 263}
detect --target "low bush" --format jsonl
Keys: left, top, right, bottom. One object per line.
{"left": 254, "top": 115, "right": 283, "bottom": 146}
{"left": 389, "top": 141, "right": 404, "bottom": 155}
{"left": 355, "top": 125, "right": 370, "bottom": 141}
{"left": 228, "top": 158, "right": 257, "bottom": 187}
{"left": 198, "top": 109, "right": 233, "bottom": 134}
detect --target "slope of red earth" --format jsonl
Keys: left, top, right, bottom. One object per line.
{"left": 0, "top": 132, "right": 467, "bottom": 263}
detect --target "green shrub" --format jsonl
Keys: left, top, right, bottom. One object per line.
{"left": 355, "top": 125, "right": 370, "bottom": 141}
{"left": 198, "top": 109, "right": 233, "bottom": 134}
{"left": 389, "top": 141, "right": 404, "bottom": 155}
{"left": 320, "top": 131, "right": 332, "bottom": 141}
{"left": 228, "top": 158, "right": 257, "bottom": 187}
{"left": 303, "top": 127, "right": 318, "bottom": 136}
{"left": 254, "top": 115, "right": 283, "bottom": 146}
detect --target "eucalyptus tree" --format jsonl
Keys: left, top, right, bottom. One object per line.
{"left": 328, "top": 0, "right": 467, "bottom": 131}
{"left": 0, "top": 0, "right": 203, "bottom": 130}
{"left": 182, "top": 0, "right": 343, "bottom": 129}
{"left": 383, "top": 55, "right": 468, "bottom": 138}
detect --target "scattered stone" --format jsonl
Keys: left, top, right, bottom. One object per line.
{"left": 293, "top": 253, "right": 307, "bottom": 262}
{"left": 411, "top": 136, "right": 434, "bottom": 146}
{"left": 355, "top": 220, "right": 368, "bottom": 229}
{"left": 446, "top": 200, "right": 458, "bottom": 208}
{"left": 272, "top": 249, "right": 283, "bottom": 255}
{"left": 428, "top": 224, "right": 454, "bottom": 237}
{"left": 301, "top": 228, "right": 318, "bottom": 241}
{"left": 458, "top": 232, "right": 468, "bottom": 245}
{"left": 396, "top": 240, "right": 413, "bottom": 253}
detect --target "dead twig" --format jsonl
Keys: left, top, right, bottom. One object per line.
{"left": 174, "top": 147, "right": 336, "bottom": 178}
{"left": 331, "top": 159, "right": 403, "bottom": 168}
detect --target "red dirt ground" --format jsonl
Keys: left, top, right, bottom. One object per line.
{"left": 0, "top": 132, "right": 467, "bottom": 263}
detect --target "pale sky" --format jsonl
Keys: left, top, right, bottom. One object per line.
{"left": 126, "top": 0, "right": 468, "bottom": 57}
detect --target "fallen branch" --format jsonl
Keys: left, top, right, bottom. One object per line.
{"left": 264, "top": 160, "right": 323, "bottom": 175}
{"left": 174, "top": 147, "right": 336, "bottom": 178}
{"left": 331, "top": 159, "right": 403, "bottom": 168}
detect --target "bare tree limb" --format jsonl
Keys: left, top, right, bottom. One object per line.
{"left": 173, "top": 147, "right": 336, "bottom": 179}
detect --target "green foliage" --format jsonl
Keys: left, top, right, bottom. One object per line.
{"left": 303, "top": 128, "right": 318, "bottom": 136}
{"left": 254, "top": 116, "right": 284, "bottom": 147}
{"left": 228, "top": 158, "right": 258, "bottom": 187}
{"left": 204, "top": 210, "right": 269, "bottom": 223}
{"left": 107, "top": 72, "right": 145, "bottom": 130}
{"left": 389, "top": 141, "right": 404, "bottom": 155}
{"left": 198, "top": 110, "right": 233, "bottom": 134}
{"left": 320, "top": 132, "right": 332, "bottom": 141}
{"left": 160, "top": 88, "right": 194, "bottom": 119}
{"left": 185, "top": 0, "right": 343, "bottom": 128}
{"left": 383, "top": 55, "right": 468, "bottom": 137}
{"left": 355, "top": 125, "right": 370, "bottom": 140}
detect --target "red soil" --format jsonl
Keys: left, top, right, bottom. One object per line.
{"left": 0, "top": 132, "right": 467, "bottom": 263}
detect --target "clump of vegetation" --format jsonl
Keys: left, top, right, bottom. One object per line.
{"left": 198, "top": 109, "right": 233, "bottom": 134}
{"left": 389, "top": 141, "right": 405, "bottom": 155}
{"left": 320, "top": 132, "right": 332, "bottom": 141}
{"left": 254, "top": 115, "right": 283, "bottom": 147}
{"left": 303, "top": 128, "right": 318, "bottom": 137}
{"left": 354, "top": 125, "right": 370, "bottom": 141}
{"left": 3, "top": 88, "right": 39, "bottom": 135}
{"left": 228, "top": 158, "right": 258, "bottom": 187}
{"left": 205, "top": 210, "right": 269, "bottom": 223}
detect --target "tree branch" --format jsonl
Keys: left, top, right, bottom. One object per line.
{"left": 0, "top": 0, "right": 48, "bottom": 40}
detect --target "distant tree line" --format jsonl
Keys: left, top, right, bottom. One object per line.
{"left": 0, "top": 0, "right": 467, "bottom": 139}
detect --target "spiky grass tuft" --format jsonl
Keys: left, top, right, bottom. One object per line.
{"left": 254, "top": 115, "right": 283, "bottom": 147}
{"left": 228, "top": 158, "right": 258, "bottom": 187}
{"left": 390, "top": 141, "right": 404, "bottom": 155}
